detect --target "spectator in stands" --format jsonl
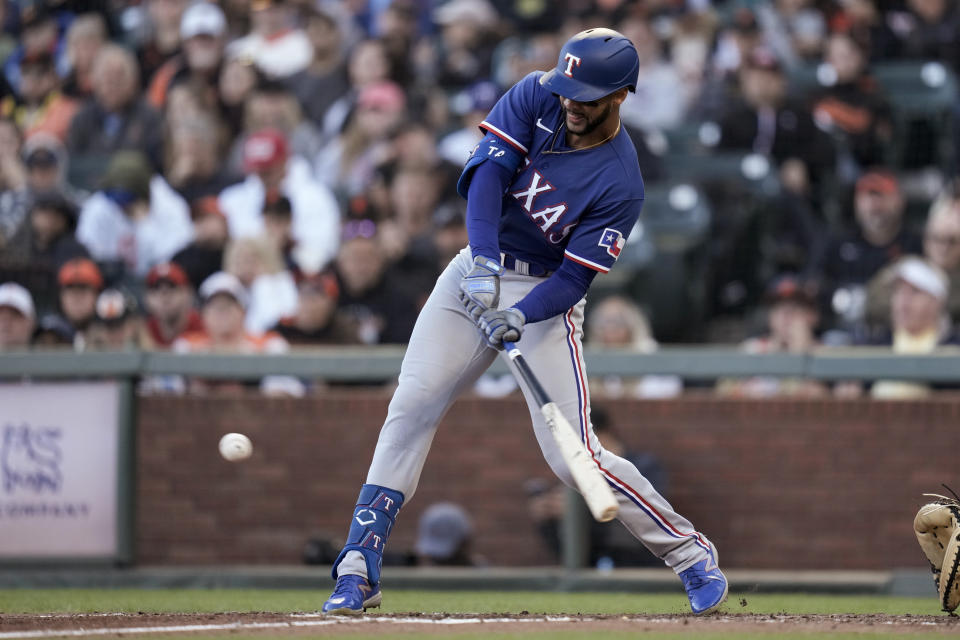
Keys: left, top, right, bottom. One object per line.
{"left": 284, "top": 5, "right": 348, "bottom": 128}
{"left": 3, "top": 189, "right": 87, "bottom": 271}
{"left": 75, "top": 151, "right": 192, "bottom": 277}
{"left": 55, "top": 257, "right": 102, "bottom": 340}
{"left": 147, "top": 2, "right": 227, "bottom": 110}
{"left": 23, "top": 134, "right": 84, "bottom": 205}
{"left": 333, "top": 219, "right": 418, "bottom": 344}
{"left": 61, "top": 13, "right": 107, "bottom": 101}
{"left": 866, "top": 188, "right": 960, "bottom": 326}
{"left": 618, "top": 15, "right": 688, "bottom": 132}
{"left": 226, "top": 0, "right": 313, "bottom": 79}
{"left": 4, "top": 3, "right": 62, "bottom": 95}
{"left": 271, "top": 268, "right": 359, "bottom": 345}
{"left": 0, "top": 282, "right": 36, "bottom": 350}
{"left": 374, "top": 0, "right": 420, "bottom": 89}
{"left": 711, "top": 7, "right": 764, "bottom": 85}
{"left": 378, "top": 166, "right": 444, "bottom": 300}
{"left": 219, "top": 128, "right": 340, "bottom": 272}
{"left": 319, "top": 38, "right": 392, "bottom": 144}
{"left": 218, "top": 55, "right": 264, "bottom": 137}
{"left": 142, "top": 261, "right": 202, "bottom": 349}
{"left": 172, "top": 196, "right": 229, "bottom": 289}
{"left": 585, "top": 295, "right": 682, "bottom": 399}
{"left": 0, "top": 118, "right": 30, "bottom": 248}
{"left": 66, "top": 44, "right": 165, "bottom": 188}
{"left": 718, "top": 46, "right": 834, "bottom": 195}
{"left": 428, "top": 0, "right": 498, "bottom": 91}
{"left": 226, "top": 80, "right": 323, "bottom": 175}
{"left": 12, "top": 51, "right": 78, "bottom": 143}
{"left": 527, "top": 407, "right": 665, "bottom": 568}
{"left": 811, "top": 32, "right": 892, "bottom": 172}
{"left": 223, "top": 235, "right": 297, "bottom": 335}
{"left": 174, "top": 270, "right": 303, "bottom": 396}
{"left": 831, "top": 1, "right": 892, "bottom": 62}
{"left": 807, "top": 169, "right": 921, "bottom": 331}
{"left": 716, "top": 274, "right": 827, "bottom": 398}
{"left": 137, "top": 0, "right": 189, "bottom": 84}
{"left": 164, "top": 113, "right": 240, "bottom": 202}
{"left": 922, "top": 190, "right": 960, "bottom": 315}
{"left": 32, "top": 313, "right": 74, "bottom": 346}
{"left": 839, "top": 256, "right": 958, "bottom": 398}
{"left": 84, "top": 288, "right": 142, "bottom": 350}
{"left": 889, "top": 0, "right": 960, "bottom": 74}
{"left": 414, "top": 502, "right": 484, "bottom": 567}
{"left": 438, "top": 80, "right": 500, "bottom": 167}
{"left": 315, "top": 80, "right": 406, "bottom": 200}
{"left": 756, "top": 0, "right": 827, "bottom": 68}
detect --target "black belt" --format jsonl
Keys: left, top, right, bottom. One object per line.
{"left": 500, "top": 253, "right": 552, "bottom": 277}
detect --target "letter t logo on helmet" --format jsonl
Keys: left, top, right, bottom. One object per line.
{"left": 540, "top": 27, "right": 640, "bottom": 103}
{"left": 563, "top": 53, "right": 582, "bottom": 77}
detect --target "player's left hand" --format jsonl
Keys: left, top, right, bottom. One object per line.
{"left": 459, "top": 256, "right": 505, "bottom": 321}
{"left": 477, "top": 307, "right": 525, "bottom": 349}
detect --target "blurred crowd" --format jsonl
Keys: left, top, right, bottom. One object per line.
{"left": 0, "top": 0, "right": 959, "bottom": 397}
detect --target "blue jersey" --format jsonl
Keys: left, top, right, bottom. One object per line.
{"left": 462, "top": 71, "right": 645, "bottom": 275}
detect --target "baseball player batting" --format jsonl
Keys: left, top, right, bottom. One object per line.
{"left": 322, "top": 28, "right": 728, "bottom": 616}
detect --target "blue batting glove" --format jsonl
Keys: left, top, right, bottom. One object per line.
{"left": 458, "top": 255, "right": 505, "bottom": 321}
{"left": 477, "top": 307, "right": 525, "bottom": 349}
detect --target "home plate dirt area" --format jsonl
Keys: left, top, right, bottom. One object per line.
{"left": 0, "top": 612, "right": 958, "bottom": 637}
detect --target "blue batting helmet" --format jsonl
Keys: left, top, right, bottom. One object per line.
{"left": 539, "top": 28, "right": 640, "bottom": 102}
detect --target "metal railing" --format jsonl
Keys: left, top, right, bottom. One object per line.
{"left": 2, "top": 345, "right": 960, "bottom": 381}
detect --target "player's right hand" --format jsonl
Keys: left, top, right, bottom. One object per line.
{"left": 458, "top": 255, "right": 505, "bottom": 321}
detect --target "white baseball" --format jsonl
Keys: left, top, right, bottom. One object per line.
{"left": 219, "top": 433, "right": 253, "bottom": 462}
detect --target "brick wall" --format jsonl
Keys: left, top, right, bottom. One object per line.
{"left": 136, "top": 392, "right": 959, "bottom": 569}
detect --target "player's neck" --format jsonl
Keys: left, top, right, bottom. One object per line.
{"left": 566, "top": 119, "right": 621, "bottom": 150}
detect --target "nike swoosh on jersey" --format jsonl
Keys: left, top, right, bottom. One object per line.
{"left": 536, "top": 118, "right": 553, "bottom": 133}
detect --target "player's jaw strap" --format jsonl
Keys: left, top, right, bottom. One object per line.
{"left": 331, "top": 484, "right": 405, "bottom": 586}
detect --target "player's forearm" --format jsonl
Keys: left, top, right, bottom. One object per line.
{"left": 514, "top": 260, "right": 597, "bottom": 323}
{"left": 465, "top": 160, "right": 512, "bottom": 263}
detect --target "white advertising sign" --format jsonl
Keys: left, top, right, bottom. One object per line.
{"left": 0, "top": 382, "right": 120, "bottom": 557}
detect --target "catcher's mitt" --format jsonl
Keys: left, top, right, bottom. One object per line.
{"left": 914, "top": 486, "right": 960, "bottom": 613}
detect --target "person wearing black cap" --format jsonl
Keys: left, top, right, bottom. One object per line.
{"left": 716, "top": 274, "right": 827, "bottom": 398}
{"left": 22, "top": 133, "right": 85, "bottom": 206}
{"left": 4, "top": 188, "right": 87, "bottom": 271}
{"left": 806, "top": 168, "right": 921, "bottom": 330}
{"left": 84, "top": 287, "right": 142, "bottom": 351}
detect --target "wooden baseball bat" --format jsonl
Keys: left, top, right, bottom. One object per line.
{"left": 503, "top": 341, "right": 619, "bottom": 522}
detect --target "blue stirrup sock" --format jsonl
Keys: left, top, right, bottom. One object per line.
{"left": 331, "top": 484, "right": 405, "bottom": 586}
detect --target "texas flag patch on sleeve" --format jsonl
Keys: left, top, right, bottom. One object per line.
{"left": 598, "top": 228, "right": 625, "bottom": 258}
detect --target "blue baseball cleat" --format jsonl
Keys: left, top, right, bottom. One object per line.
{"left": 678, "top": 549, "right": 728, "bottom": 615}
{"left": 322, "top": 575, "right": 382, "bottom": 615}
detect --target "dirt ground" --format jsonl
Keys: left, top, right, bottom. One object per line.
{"left": 1, "top": 612, "right": 959, "bottom": 637}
